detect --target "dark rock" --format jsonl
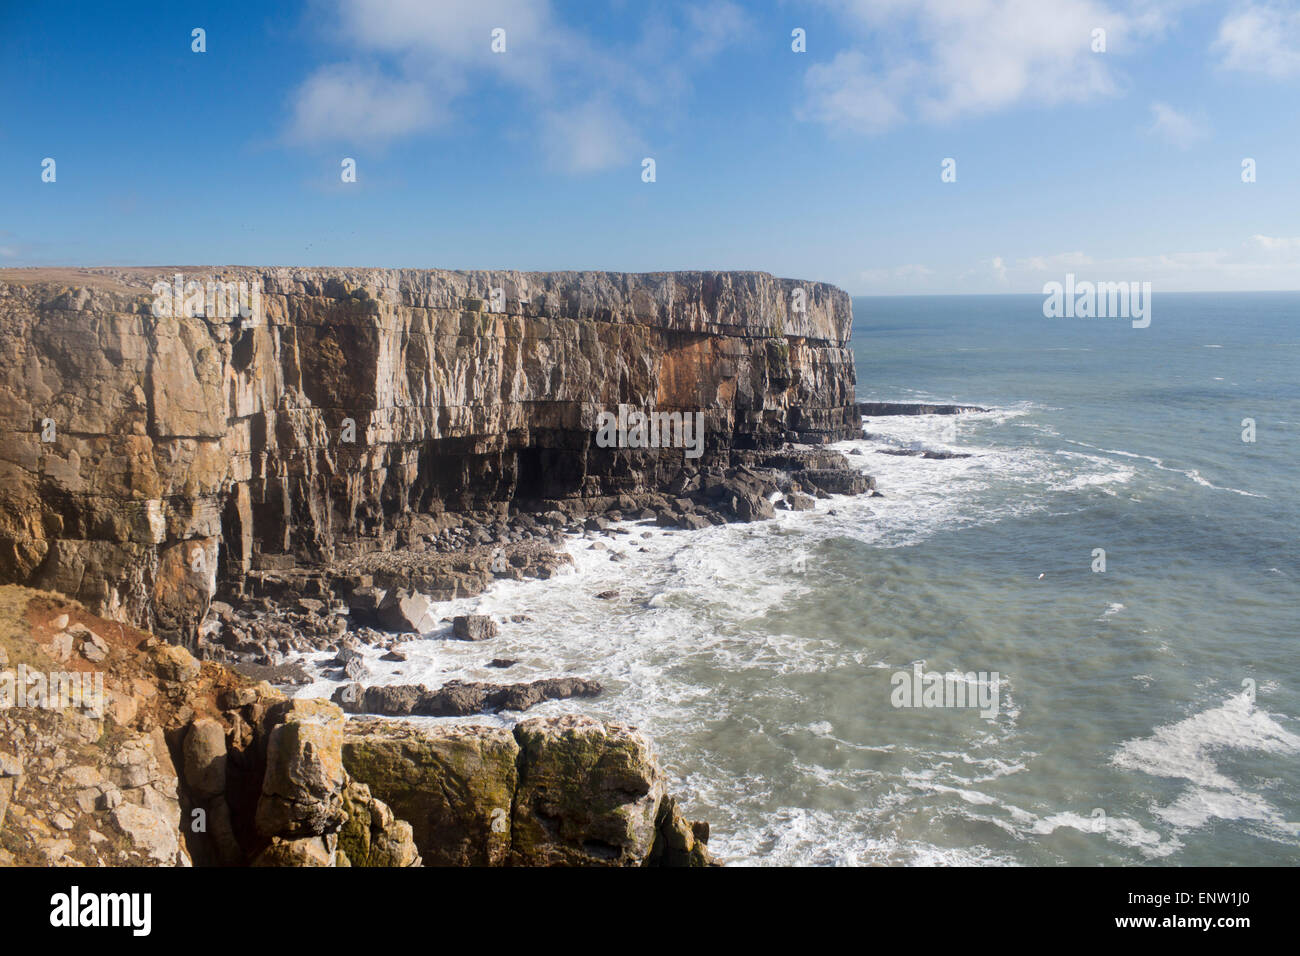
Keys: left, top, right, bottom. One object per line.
{"left": 731, "top": 492, "right": 775, "bottom": 522}
{"left": 334, "top": 677, "right": 602, "bottom": 717}
{"left": 451, "top": 614, "right": 498, "bottom": 641}
{"left": 857, "top": 402, "right": 986, "bottom": 416}
{"left": 230, "top": 660, "right": 313, "bottom": 686}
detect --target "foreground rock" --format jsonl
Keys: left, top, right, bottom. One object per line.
{"left": 344, "top": 715, "right": 712, "bottom": 866}
{"left": 0, "top": 585, "right": 709, "bottom": 866}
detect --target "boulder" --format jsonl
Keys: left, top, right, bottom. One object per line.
{"left": 377, "top": 589, "right": 435, "bottom": 633}
{"left": 337, "top": 780, "right": 422, "bottom": 867}
{"left": 648, "top": 793, "right": 713, "bottom": 867}
{"left": 510, "top": 714, "right": 665, "bottom": 866}
{"left": 110, "top": 802, "right": 190, "bottom": 866}
{"left": 254, "top": 699, "right": 348, "bottom": 839}
{"left": 451, "top": 614, "right": 497, "bottom": 641}
{"left": 343, "top": 721, "right": 519, "bottom": 866}
{"left": 182, "top": 718, "right": 228, "bottom": 799}
{"left": 252, "top": 834, "right": 337, "bottom": 867}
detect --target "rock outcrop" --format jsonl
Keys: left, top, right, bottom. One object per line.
{"left": 342, "top": 714, "right": 712, "bottom": 867}
{"left": 333, "top": 676, "right": 603, "bottom": 717}
{"left": 0, "top": 267, "right": 861, "bottom": 646}
{"left": 0, "top": 585, "right": 709, "bottom": 866}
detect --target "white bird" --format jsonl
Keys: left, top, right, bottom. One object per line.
{"left": 1037, "top": 573, "right": 1045, "bottom": 579}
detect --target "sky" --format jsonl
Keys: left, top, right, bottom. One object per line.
{"left": 2, "top": 0, "right": 1299, "bottom": 294}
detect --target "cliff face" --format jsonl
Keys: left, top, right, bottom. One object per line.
{"left": 0, "top": 267, "right": 858, "bottom": 641}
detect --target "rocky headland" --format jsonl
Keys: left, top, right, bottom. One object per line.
{"left": 0, "top": 266, "right": 873, "bottom": 865}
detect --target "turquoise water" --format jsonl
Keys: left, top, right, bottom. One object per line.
{"left": 299, "top": 292, "right": 1300, "bottom": 865}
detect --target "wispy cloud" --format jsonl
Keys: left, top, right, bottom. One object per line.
{"left": 801, "top": 53, "right": 912, "bottom": 133}
{"left": 283, "top": 0, "right": 749, "bottom": 173}
{"left": 286, "top": 64, "right": 441, "bottom": 144}
{"left": 539, "top": 99, "right": 642, "bottom": 174}
{"left": 801, "top": 0, "right": 1141, "bottom": 133}
{"left": 1214, "top": 2, "right": 1300, "bottom": 78}
{"left": 1147, "top": 101, "right": 1209, "bottom": 147}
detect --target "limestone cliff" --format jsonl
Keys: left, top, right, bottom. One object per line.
{"left": 0, "top": 267, "right": 860, "bottom": 644}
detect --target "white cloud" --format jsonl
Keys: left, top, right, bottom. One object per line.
{"left": 1214, "top": 2, "right": 1300, "bottom": 78}
{"left": 285, "top": 0, "right": 749, "bottom": 172}
{"left": 801, "top": 53, "right": 912, "bottom": 132}
{"left": 1020, "top": 252, "right": 1096, "bottom": 271}
{"left": 1147, "top": 101, "right": 1209, "bottom": 147}
{"left": 286, "top": 64, "right": 440, "bottom": 144}
{"left": 540, "top": 100, "right": 641, "bottom": 174}
{"left": 1251, "top": 234, "right": 1300, "bottom": 252}
{"left": 802, "top": 0, "right": 1169, "bottom": 133}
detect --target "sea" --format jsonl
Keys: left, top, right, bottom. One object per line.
{"left": 295, "top": 291, "right": 1300, "bottom": 866}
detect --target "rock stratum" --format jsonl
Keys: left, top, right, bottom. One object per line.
{"left": 0, "top": 267, "right": 862, "bottom": 645}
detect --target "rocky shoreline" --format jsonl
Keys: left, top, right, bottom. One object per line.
{"left": 0, "top": 266, "right": 876, "bottom": 865}
{"left": 197, "top": 447, "right": 876, "bottom": 708}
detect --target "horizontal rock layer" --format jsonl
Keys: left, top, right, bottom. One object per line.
{"left": 0, "top": 267, "right": 858, "bottom": 643}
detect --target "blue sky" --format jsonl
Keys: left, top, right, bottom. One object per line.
{"left": 2, "top": 0, "right": 1299, "bottom": 293}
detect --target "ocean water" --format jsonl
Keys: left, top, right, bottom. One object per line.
{"left": 296, "top": 292, "right": 1300, "bottom": 866}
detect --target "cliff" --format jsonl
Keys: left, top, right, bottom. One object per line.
{"left": 0, "top": 267, "right": 862, "bottom": 644}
